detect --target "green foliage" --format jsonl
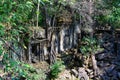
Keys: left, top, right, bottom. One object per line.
{"left": 50, "top": 61, "right": 65, "bottom": 79}
{"left": 0, "top": 24, "right": 5, "bottom": 37}
{"left": 107, "top": 7, "right": 120, "bottom": 28}
{"left": 0, "top": 0, "right": 34, "bottom": 23}
{"left": 80, "top": 37, "right": 103, "bottom": 56}
{"left": 0, "top": 0, "right": 46, "bottom": 79}
{"left": 2, "top": 57, "right": 46, "bottom": 80}
{"left": 96, "top": 0, "right": 120, "bottom": 28}
{"left": 0, "top": 40, "right": 46, "bottom": 80}
{"left": 0, "top": 40, "right": 4, "bottom": 56}
{"left": 0, "top": 0, "right": 33, "bottom": 46}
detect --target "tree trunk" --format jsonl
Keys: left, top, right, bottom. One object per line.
{"left": 60, "top": 29, "right": 65, "bottom": 52}
{"left": 28, "top": 41, "right": 31, "bottom": 63}
{"left": 37, "top": 0, "right": 40, "bottom": 27}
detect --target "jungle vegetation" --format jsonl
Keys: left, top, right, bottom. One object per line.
{"left": 0, "top": 0, "right": 120, "bottom": 80}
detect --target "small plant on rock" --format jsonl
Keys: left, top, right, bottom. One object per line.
{"left": 80, "top": 36, "right": 103, "bottom": 56}
{"left": 50, "top": 61, "right": 65, "bottom": 79}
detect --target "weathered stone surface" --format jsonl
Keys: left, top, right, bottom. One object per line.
{"left": 96, "top": 53, "right": 108, "bottom": 60}
{"left": 117, "top": 72, "right": 120, "bottom": 79}
{"left": 86, "top": 69, "right": 94, "bottom": 78}
{"left": 30, "top": 27, "right": 45, "bottom": 39}
{"left": 97, "top": 61, "right": 110, "bottom": 67}
{"left": 56, "top": 70, "right": 77, "bottom": 80}
{"left": 105, "top": 65, "right": 116, "bottom": 74}
{"left": 71, "top": 69, "right": 78, "bottom": 77}
{"left": 78, "top": 68, "right": 89, "bottom": 80}
{"left": 100, "top": 73, "right": 110, "bottom": 80}
{"left": 94, "top": 31, "right": 120, "bottom": 80}
{"left": 86, "top": 69, "right": 93, "bottom": 74}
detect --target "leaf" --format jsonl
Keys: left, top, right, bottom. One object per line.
{"left": 0, "top": 24, "right": 5, "bottom": 36}
{"left": 23, "top": 64, "right": 31, "bottom": 68}
{"left": 23, "top": 44, "right": 27, "bottom": 49}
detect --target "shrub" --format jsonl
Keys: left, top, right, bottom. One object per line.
{"left": 1, "top": 54, "right": 46, "bottom": 80}
{"left": 50, "top": 61, "right": 65, "bottom": 79}
{"left": 80, "top": 36, "right": 103, "bottom": 56}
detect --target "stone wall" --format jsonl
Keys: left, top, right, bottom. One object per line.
{"left": 28, "top": 23, "right": 81, "bottom": 63}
